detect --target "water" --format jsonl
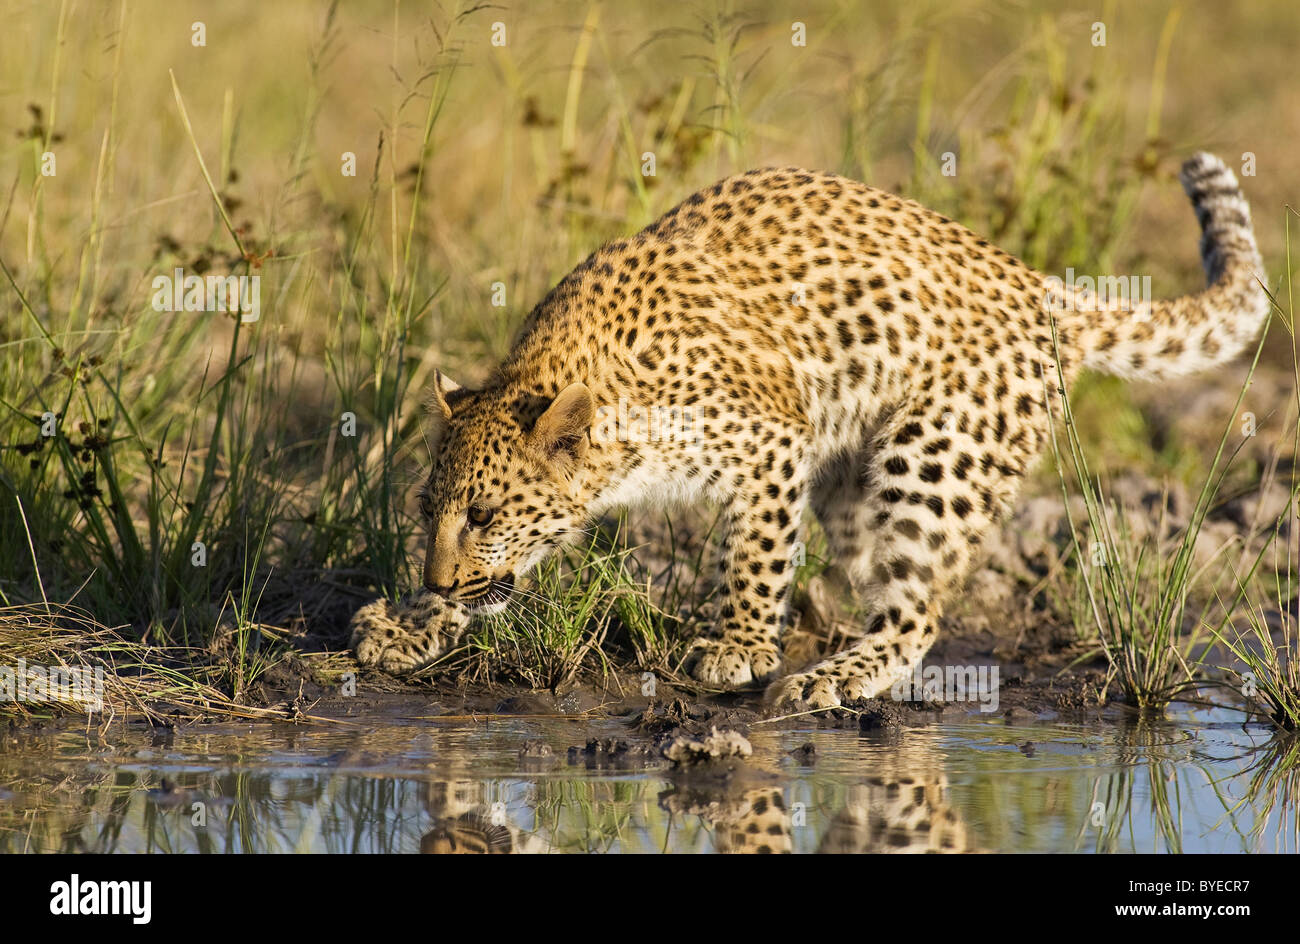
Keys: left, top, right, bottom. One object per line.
{"left": 1, "top": 705, "right": 1294, "bottom": 853}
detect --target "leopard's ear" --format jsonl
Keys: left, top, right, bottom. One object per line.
{"left": 425, "top": 371, "right": 469, "bottom": 449}
{"left": 427, "top": 370, "right": 463, "bottom": 421}
{"left": 529, "top": 382, "right": 594, "bottom": 474}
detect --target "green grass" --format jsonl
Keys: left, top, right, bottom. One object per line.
{"left": 1210, "top": 214, "right": 1300, "bottom": 731}
{"left": 1048, "top": 214, "right": 1300, "bottom": 723}
{"left": 1047, "top": 312, "right": 1273, "bottom": 711}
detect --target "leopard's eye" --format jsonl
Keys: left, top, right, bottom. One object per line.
{"left": 418, "top": 493, "right": 435, "bottom": 519}
{"left": 466, "top": 504, "right": 494, "bottom": 528}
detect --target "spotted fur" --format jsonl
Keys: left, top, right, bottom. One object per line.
{"left": 350, "top": 590, "right": 469, "bottom": 673}
{"left": 351, "top": 153, "right": 1267, "bottom": 710}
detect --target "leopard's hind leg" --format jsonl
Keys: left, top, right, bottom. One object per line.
{"left": 770, "top": 397, "right": 1044, "bottom": 711}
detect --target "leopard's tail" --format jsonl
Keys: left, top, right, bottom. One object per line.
{"left": 1070, "top": 152, "right": 1269, "bottom": 381}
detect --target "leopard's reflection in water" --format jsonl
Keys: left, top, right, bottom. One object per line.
{"left": 417, "top": 740, "right": 970, "bottom": 854}
{"left": 0, "top": 713, "right": 1282, "bottom": 853}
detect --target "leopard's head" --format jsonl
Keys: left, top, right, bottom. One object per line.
{"left": 417, "top": 373, "right": 596, "bottom": 613}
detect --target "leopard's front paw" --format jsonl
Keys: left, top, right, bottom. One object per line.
{"left": 352, "top": 624, "right": 434, "bottom": 674}
{"left": 683, "top": 637, "right": 782, "bottom": 688}
{"left": 764, "top": 666, "right": 878, "bottom": 712}
{"left": 349, "top": 591, "right": 470, "bottom": 675}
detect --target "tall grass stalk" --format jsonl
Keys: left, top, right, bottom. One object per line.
{"left": 1209, "top": 214, "right": 1300, "bottom": 730}
{"left": 1046, "top": 315, "right": 1271, "bottom": 710}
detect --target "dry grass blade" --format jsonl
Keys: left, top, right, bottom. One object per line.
{"left": 0, "top": 602, "right": 334, "bottom": 724}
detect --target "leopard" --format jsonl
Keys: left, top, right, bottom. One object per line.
{"left": 351, "top": 152, "right": 1268, "bottom": 712}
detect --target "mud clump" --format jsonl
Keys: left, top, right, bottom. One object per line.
{"left": 632, "top": 696, "right": 696, "bottom": 734}
{"left": 780, "top": 697, "right": 908, "bottom": 731}
{"left": 660, "top": 726, "right": 753, "bottom": 766}
{"left": 633, "top": 697, "right": 759, "bottom": 738}
{"left": 788, "top": 742, "right": 816, "bottom": 764}
{"left": 852, "top": 698, "right": 906, "bottom": 732}
{"left": 1050, "top": 675, "right": 1106, "bottom": 711}
{"left": 519, "top": 740, "right": 554, "bottom": 764}
{"left": 495, "top": 689, "right": 602, "bottom": 714}
{"left": 632, "top": 698, "right": 761, "bottom": 768}
{"left": 567, "top": 737, "right": 657, "bottom": 769}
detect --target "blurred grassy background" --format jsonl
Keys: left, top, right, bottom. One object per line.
{"left": 1, "top": 0, "right": 1296, "bottom": 689}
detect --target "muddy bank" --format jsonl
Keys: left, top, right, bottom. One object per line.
{"left": 284, "top": 456, "right": 1294, "bottom": 732}
{"left": 107, "top": 463, "right": 1294, "bottom": 733}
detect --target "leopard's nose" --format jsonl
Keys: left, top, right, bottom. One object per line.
{"left": 424, "top": 578, "right": 457, "bottom": 598}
